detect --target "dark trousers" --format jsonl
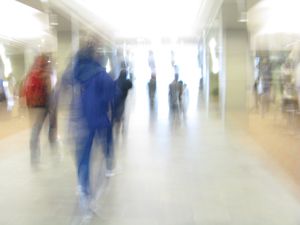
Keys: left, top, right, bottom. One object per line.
{"left": 30, "top": 106, "right": 57, "bottom": 163}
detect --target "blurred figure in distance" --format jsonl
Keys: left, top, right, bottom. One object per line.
{"left": 148, "top": 73, "right": 156, "bottom": 108}
{"left": 169, "top": 73, "right": 180, "bottom": 125}
{"left": 148, "top": 50, "right": 156, "bottom": 74}
{"left": 178, "top": 80, "right": 189, "bottom": 122}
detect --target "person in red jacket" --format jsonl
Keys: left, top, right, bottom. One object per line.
{"left": 23, "top": 54, "right": 58, "bottom": 165}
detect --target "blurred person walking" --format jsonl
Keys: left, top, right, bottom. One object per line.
{"left": 22, "top": 54, "right": 58, "bottom": 165}
{"left": 148, "top": 73, "right": 156, "bottom": 107}
{"left": 169, "top": 73, "right": 180, "bottom": 125}
{"left": 111, "top": 48, "right": 127, "bottom": 80}
{"left": 178, "top": 80, "right": 189, "bottom": 122}
{"left": 259, "top": 57, "right": 272, "bottom": 116}
{"left": 127, "top": 50, "right": 135, "bottom": 82}
{"left": 148, "top": 50, "right": 156, "bottom": 74}
{"left": 113, "top": 69, "right": 133, "bottom": 139}
{"left": 171, "top": 50, "right": 179, "bottom": 74}
{"left": 59, "top": 40, "right": 116, "bottom": 220}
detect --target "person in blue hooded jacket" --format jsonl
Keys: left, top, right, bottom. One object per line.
{"left": 59, "top": 41, "right": 116, "bottom": 210}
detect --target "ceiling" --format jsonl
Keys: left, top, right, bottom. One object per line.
{"left": 51, "top": 0, "right": 204, "bottom": 40}
{"left": 16, "top": 0, "right": 260, "bottom": 38}
{"left": 247, "top": 0, "right": 300, "bottom": 51}
{"left": 221, "top": 0, "right": 262, "bottom": 30}
{"left": 14, "top": 0, "right": 267, "bottom": 45}
{"left": 222, "top": 0, "right": 246, "bottom": 30}
{"left": 17, "top": 0, "right": 72, "bottom": 32}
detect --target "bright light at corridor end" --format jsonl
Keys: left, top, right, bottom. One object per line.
{"left": 73, "top": 0, "right": 202, "bottom": 38}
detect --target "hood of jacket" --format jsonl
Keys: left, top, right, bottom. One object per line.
{"left": 73, "top": 46, "right": 105, "bottom": 83}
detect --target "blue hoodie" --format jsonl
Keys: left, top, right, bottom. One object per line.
{"left": 63, "top": 48, "right": 115, "bottom": 130}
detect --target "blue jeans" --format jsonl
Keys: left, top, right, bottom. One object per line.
{"left": 75, "top": 125, "right": 113, "bottom": 197}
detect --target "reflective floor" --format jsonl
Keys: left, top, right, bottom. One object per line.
{"left": 1, "top": 85, "right": 300, "bottom": 225}
{"left": 0, "top": 44, "right": 300, "bottom": 225}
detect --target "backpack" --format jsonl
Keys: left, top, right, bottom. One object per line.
{"left": 23, "top": 70, "right": 49, "bottom": 107}
{"left": 22, "top": 55, "right": 51, "bottom": 107}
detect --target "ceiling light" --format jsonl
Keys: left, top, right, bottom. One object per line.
{"left": 238, "top": 12, "right": 248, "bottom": 23}
{"left": 49, "top": 14, "right": 58, "bottom": 26}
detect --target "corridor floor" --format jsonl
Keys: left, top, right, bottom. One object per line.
{"left": 1, "top": 92, "right": 300, "bottom": 225}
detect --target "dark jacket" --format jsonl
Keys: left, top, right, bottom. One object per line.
{"left": 113, "top": 70, "right": 132, "bottom": 121}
